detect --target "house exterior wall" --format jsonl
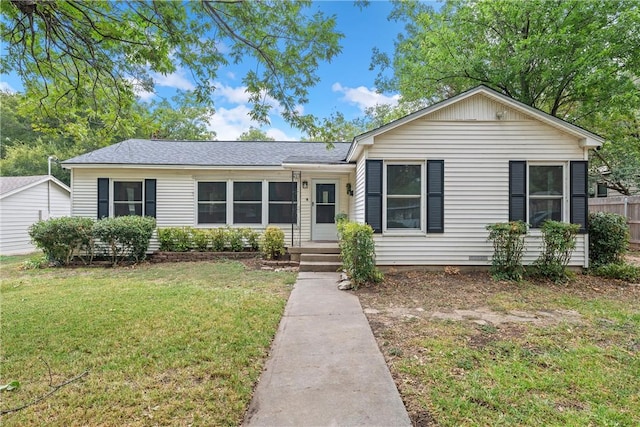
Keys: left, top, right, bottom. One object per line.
{"left": 353, "top": 155, "right": 366, "bottom": 224}
{"left": 0, "top": 182, "right": 70, "bottom": 255}
{"left": 70, "top": 167, "right": 353, "bottom": 249}
{"left": 361, "top": 94, "right": 589, "bottom": 267}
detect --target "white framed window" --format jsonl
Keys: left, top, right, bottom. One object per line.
{"left": 198, "top": 182, "right": 226, "bottom": 224}
{"left": 528, "top": 164, "right": 564, "bottom": 228}
{"left": 385, "top": 163, "right": 423, "bottom": 231}
{"left": 268, "top": 182, "right": 297, "bottom": 224}
{"left": 113, "top": 181, "right": 143, "bottom": 217}
{"left": 233, "top": 181, "right": 262, "bottom": 224}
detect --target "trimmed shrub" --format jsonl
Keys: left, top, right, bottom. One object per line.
{"left": 261, "top": 226, "right": 286, "bottom": 259}
{"left": 242, "top": 228, "right": 260, "bottom": 251}
{"left": 191, "top": 228, "right": 210, "bottom": 251}
{"left": 210, "top": 228, "right": 227, "bottom": 251}
{"left": 592, "top": 263, "right": 640, "bottom": 282}
{"left": 157, "top": 227, "right": 192, "bottom": 252}
{"left": 93, "top": 216, "right": 156, "bottom": 265}
{"left": 337, "top": 220, "right": 383, "bottom": 288}
{"left": 486, "top": 221, "right": 528, "bottom": 281}
{"left": 589, "top": 212, "right": 629, "bottom": 267}
{"left": 530, "top": 221, "right": 580, "bottom": 282}
{"left": 226, "top": 226, "right": 245, "bottom": 252}
{"left": 29, "top": 217, "right": 95, "bottom": 265}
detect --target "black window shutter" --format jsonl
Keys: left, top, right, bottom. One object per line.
{"left": 509, "top": 161, "right": 527, "bottom": 222}
{"left": 144, "top": 179, "right": 157, "bottom": 218}
{"left": 570, "top": 161, "right": 588, "bottom": 233}
{"left": 365, "top": 160, "right": 383, "bottom": 233}
{"left": 427, "top": 160, "right": 444, "bottom": 233}
{"left": 97, "top": 178, "right": 109, "bottom": 219}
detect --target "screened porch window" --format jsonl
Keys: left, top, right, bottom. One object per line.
{"left": 386, "top": 164, "right": 421, "bottom": 229}
{"left": 529, "top": 165, "right": 563, "bottom": 228}
{"left": 198, "top": 182, "right": 226, "bottom": 224}
{"left": 269, "top": 182, "right": 297, "bottom": 224}
{"left": 233, "top": 182, "right": 262, "bottom": 224}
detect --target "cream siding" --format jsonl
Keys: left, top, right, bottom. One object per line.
{"left": 365, "top": 94, "right": 589, "bottom": 266}
{"left": 0, "top": 181, "right": 70, "bottom": 255}
{"left": 353, "top": 155, "right": 366, "bottom": 223}
{"left": 70, "top": 168, "right": 352, "bottom": 249}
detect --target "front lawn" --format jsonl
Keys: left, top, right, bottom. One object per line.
{"left": 0, "top": 256, "right": 295, "bottom": 426}
{"left": 358, "top": 271, "right": 640, "bottom": 426}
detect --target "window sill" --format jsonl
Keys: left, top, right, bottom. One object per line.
{"left": 382, "top": 230, "right": 426, "bottom": 237}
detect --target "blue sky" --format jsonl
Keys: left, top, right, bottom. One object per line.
{"left": 0, "top": 1, "right": 438, "bottom": 141}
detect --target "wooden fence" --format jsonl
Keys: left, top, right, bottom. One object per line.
{"left": 589, "top": 196, "right": 640, "bottom": 248}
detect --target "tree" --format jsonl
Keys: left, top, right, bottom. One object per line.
{"left": 374, "top": 0, "right": 640, "bottom": 194}
{"left": 306, "top": 101, "right": 427, "bottom": 143}
{"left": 1, "top": 0, "right": 343, "bottom": 133}
{"left": 237, "top": 127, "right": 275, "bottom": 141}
{"left": 0, "top": 90, "right": 218, "bottom": 183}
{"left": 144, "top": 92, "right": 215, "bottom": 141}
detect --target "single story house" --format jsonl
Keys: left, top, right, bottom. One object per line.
{"left": 62, "top": 86, "right": 603, "bottom": 267}
{"left": 0, "top": 175, "right": 71, "bottom": 255}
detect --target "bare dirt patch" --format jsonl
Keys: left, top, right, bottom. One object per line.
{"left": 355, "top": 270, "right": 640, "bottom": 426}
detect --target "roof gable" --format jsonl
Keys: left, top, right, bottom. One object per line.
{"left": 0, "top": 175, "right": 70, "bottom": 199}
{"left": 347, "top": 85, "right": 604, "bottom": 161}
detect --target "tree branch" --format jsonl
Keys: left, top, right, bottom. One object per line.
{"left": 0, "top": 370, "right": 89, "bottom": 416}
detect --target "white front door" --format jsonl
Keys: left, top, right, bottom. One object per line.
{"left": 312, "top": 180, "right": 339, "bottom": 241}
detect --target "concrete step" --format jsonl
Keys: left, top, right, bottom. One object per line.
{"left": 300, "top": 253, "right": 342, "bottom": 263}
{"left": 289, "top": 245, "right": 341, "bottom": 255}
{"left": 298, "top": 261, "right": 342, "bottom": 273}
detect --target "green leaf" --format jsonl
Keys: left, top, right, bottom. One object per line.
{"left": 0, "top": 380, "right": 20, "bottom": 392}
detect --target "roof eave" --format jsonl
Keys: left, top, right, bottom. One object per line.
{"left": 62, "top": 163, "right": 287, "bottom": 170}
{"left": 281, "top": 162, "right": 356, "bottom": 171}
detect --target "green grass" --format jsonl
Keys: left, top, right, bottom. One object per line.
{"left": 0, "top": 256, "right": 296, "bottom": 426}
{"left": 386, "top": 281, "right": 640, "bottom": 426}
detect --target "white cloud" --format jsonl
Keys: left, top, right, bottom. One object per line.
{"left": 151, "top": 69, "right": 195, "bottom": 91}
{"left": 0, "top": 81, "right": 16, "bottom": 93}
{"left": 332, "top": 82, "right": 400, "bottom": 112}
{"left": 215, "top": 83, "right": 251, "bottom": 104}
{"left": 266, "top": 127, "right": 299, "bottom": 141}
{"left": 214, "top": 82, "right": 286, "bottom": 113}
{"left": 207, "top": 105, "right": 255, "bottom": 140}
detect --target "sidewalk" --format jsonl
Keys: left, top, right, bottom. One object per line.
{"left": 243, "top": 272, "right": 411, "bottom": 427}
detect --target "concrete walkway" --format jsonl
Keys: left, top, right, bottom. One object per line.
{"left": 243, "top": 272, "right": 411, "bottom": 427}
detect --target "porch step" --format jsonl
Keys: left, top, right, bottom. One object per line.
{"left": 299, "top": 260, "right": 342, "bottom": 273}
{"left": 289, "top": 242, "right": 342, "bottom": 272}
{"left": 300, "top": 253, "right": 342, "bottom": 263}
{"left": 288, "top": 245, "right": 341, "bottom": 255}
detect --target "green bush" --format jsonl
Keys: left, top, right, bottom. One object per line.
{"left": 157, "top": 227, "right": 192, "bottom": 252}
{"left": 589, "top": 212, "right": 629, "bottom": 267}
{"left": 29, "top": 217, "right": 95, "bottom": 265}
{"left": 261, "top": 226, "right": 286, "bottom": 259}
{"left": 486, "top": 221, "right": 528, "bottom": 281}
{"left": 592, "top": 263, "right": 640, "bottom": 282}
{"left": 530, "top": 221, "right": 580, "bottom": 282}
{"left": 210, "top": 228, "right": 227, "bottom": 251}
{"left": 93, "top": 216, "right": 156, "bottom": 265}
{"left": 337, "top": 220, "right": 383, "bottom": 288}
{"left": 242, "top": 228, "right": 260, "bottom": 251}
{"left": 227, "top": 227, "right": 245, "bottom": 252}
{"left": 191, "top": 228, "right": 210, "bottom": 251}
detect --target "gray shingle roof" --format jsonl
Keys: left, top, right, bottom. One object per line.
{"left": 0, "top": 175, "right": 49, "bottom": 196}
{"left": 62, "top": 139, "right": 351, "bottom": 167}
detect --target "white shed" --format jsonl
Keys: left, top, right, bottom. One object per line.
{"left": 0, "top": 175, "right": 71, "bottom": 255}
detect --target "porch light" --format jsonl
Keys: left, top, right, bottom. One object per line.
{"left": 346, "top": 183, "right": 354, "bottom": 196}
{"left": 302, "top": 180, "right": 308, "bottom": 189}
